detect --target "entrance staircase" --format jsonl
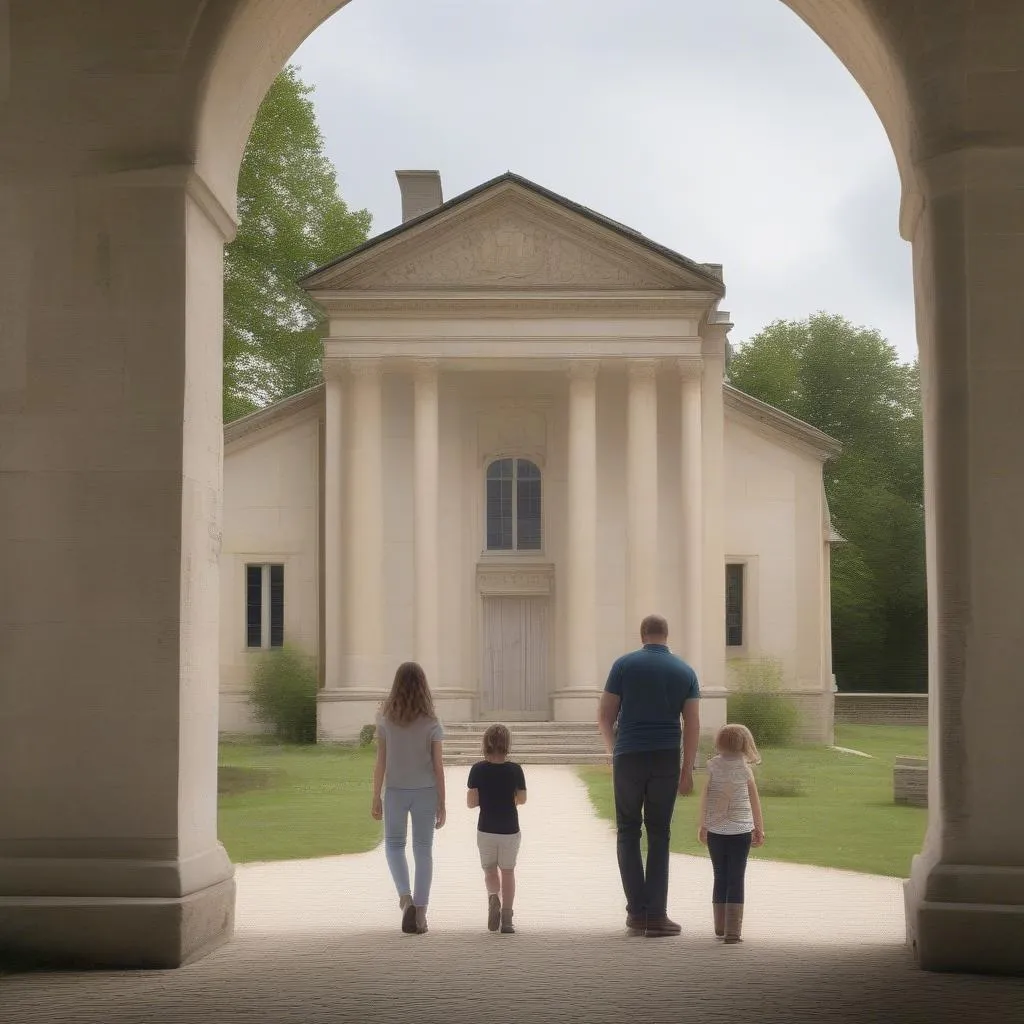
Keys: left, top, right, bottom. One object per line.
{"left": 443, "top": 722, "right": 610, "bottom": 765}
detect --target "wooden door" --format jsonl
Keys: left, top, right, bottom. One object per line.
{"left": 481, "top": 596, "right": 549, "bottom": 720}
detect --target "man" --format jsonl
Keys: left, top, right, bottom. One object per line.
{"left": 597, "top": 614, "right": 700, "bottom": 938}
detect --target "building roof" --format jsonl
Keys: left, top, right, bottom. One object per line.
{"left": 300, "top": 171, "right": 726, "bottom": 295}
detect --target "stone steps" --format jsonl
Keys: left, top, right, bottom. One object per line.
{"left": 441, "top": 721, "right": 608, "bottom": 765}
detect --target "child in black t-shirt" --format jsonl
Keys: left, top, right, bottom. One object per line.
{"left": 467, "top": 724, "right": 527, "bottom": 933}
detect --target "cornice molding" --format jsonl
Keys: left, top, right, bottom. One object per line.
{"left": 223, "top": 384, "right": 324, "bottom": 448}
{"left": 723, "top": 384, "right": 842, "bottom": 461}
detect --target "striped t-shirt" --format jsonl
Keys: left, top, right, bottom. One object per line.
{"left": 703, "top": 754, "right": 755, "bottom": 835}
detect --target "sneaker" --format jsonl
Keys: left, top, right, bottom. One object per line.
{"left": 400, "top": 895, "right": 417, "bottom": 934}
{"left": 487, "top": 894, "right": 501, "bottom": 932}
{"left": 500, "top": 908, "right": 515, "bottom": 934}
{"left": 644, "top": 915, "right": 682, "bottom": 938}
{"left": 414, "top": 906, "right": 429, "bottom": 934}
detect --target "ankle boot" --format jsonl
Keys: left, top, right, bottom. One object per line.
{"left": 487, "top": 893, "right": 501, "bottom": 932}
{"left": 723, "top": 903, "right": 743, "bottom": 944}
{"left": 500, "top": 908, "right": 515, "bottom": 934}
{"left": 713, "top": 903, "right": 725, "bottom": 938}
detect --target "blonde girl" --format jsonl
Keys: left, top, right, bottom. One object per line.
{"left": 697, "top": 723, "right": 765, "bottom": 943}
{"left": 371, "top": 662, "right": 446, "bottom": 935}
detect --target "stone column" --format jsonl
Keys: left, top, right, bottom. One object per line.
{"left": 322, "top": 363, "right": 345, "bottom": 691}
{"left": 679, "top": 359, "right": 703, "bottom": 675}
{"left": 903, "top": 146, "right": 1024, "bottom": 975}
{"left": 343, "top": 359, "right": 384, "bottom": 693}
{"left": 563, "top": 360, "right": 600, "bottom": 702}
{"left": 413, "top": 359, "right": 440, "bottom": 684}
{"left": 626, "top": 359, "right": 660, "bottom": 638}
{"left": 0, "top": 169, "right": 235, "bottom": 967}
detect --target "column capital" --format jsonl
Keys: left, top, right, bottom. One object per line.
{"left": 411, "top": 357, "right": 440, "bottom": 382}
{"left": 349, "top": 357, "right": 382, "bottom": 379}
{"left": 627, "top": 358, "right": 661, "bottom": 380}
{"left": 323, "top": 359, "right": 348, "bottom": 382}
{"left": 567, "top": 359, "right": 601, "bottom": 382}
{"left": 677, "top": 356, "right": 703, "bottom": 380}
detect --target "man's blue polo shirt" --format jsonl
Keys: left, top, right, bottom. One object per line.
{"left": 604, "top": 643, "right": 700, "bottom": 757}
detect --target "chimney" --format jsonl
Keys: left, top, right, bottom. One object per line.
{"left": 396, "top": 170, "right": 443, "bottom": 223}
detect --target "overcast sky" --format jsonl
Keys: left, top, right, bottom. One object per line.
{"left": 292, "top": 0, "right": 916, "bottom": 362}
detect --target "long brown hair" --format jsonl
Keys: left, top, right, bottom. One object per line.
{"left": 380, "top": 662, "right": 436, "bottom": 725}
{"left": 716, "top": 723, "right": 762, "bottom": 765}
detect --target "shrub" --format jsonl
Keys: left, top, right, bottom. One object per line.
{"left": 726, "top": 657, "right": 801, "bottom": 747}
{"left": 248, "top": 646, "right": 318, "bottom": 744}
{"left": 359, "top": 723, "right": 376, "bottom": 747}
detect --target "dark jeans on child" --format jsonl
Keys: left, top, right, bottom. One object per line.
{"left": 707, "top": 830, "right": 752, "bottom": 903}
{"left": 612, "top": 748, "right": 680, "bottom": 917}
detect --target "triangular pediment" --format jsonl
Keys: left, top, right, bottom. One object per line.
{"left": 303, "top": 177, "right": 724, "bottom": 294}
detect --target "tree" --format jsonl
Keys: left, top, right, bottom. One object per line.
{"left": 224, "top": 66, "right": 372, "bottom": 421}
{"left": 727, "top": 312, "right": 926, "bottom": 693}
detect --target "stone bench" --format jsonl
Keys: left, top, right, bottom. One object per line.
{"left": 893, "top": 756, "right": 928, "bottom": 807}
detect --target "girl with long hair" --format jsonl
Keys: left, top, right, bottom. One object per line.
{"left": 371, "top": 662, "right": 446, "bottom": 934}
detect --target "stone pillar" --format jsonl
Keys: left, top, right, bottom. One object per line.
{"left": 679, "top": 359, "right": 703, "bottom": 676}
{"left": 700, "top": 330, "right": 728, "bottom": 735}
{"left": 554, "top": 360, "right": 600, "bottom": 722}
{"left": 321, "top": 363, "right": 345, "bottom": 692}
{"left": 903, "top": 147, "right": 1024, "bottom": 975}
{"left": 0, "top": 169, "right": 235, "bottom": 967}
{"left": 413, "top": 359, "right": 440, "bottom": 685}
{"left": 626, "top": 359, "right": 659, "bottom": 639}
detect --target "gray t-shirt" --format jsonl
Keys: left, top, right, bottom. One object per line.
{"left": 376, "top": 713, "right": 444, "bottom": 790}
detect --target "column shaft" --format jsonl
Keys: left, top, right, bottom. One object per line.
{"left": 627, "top": 360, "right": 660, "bottom": 636}
{"left": 566, "top": 361, "right": 599, "bottom": 689}
{"left": 323, "top": 368, "right": 345, "bottom": 689}
{"left": 680, "top": 364, "right": 703, "bottom": 674}
{"left": 414, "top": 361, "right": 440, "bottom": 684}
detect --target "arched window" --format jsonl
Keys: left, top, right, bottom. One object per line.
{"left": 486, "top": 458, "right": 542, "bottom": 551}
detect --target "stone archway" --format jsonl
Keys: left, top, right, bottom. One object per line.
{"left": 2, "top": 0, "right": 1024, "bottom": 976}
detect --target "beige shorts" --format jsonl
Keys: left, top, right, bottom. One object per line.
{"left": 477, "top": 830, "right": 522, "bottom": 870}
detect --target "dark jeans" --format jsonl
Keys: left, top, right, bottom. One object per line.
{"left": 707, "top": 831, "right": 752, "bottom": 904}
{"left": 612, "top": 748, "right": 680, "bottom": 918}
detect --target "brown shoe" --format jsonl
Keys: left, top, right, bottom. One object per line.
{"left": 500, "top": 908, "right": 515, "bottom": 934}
{"left": 414, "top": 906, "right": 429, "bottom": 935}
{"left": 713, "top": 903, "right": 725, "bottom": 938}
{"left": 723, "top": 903, "right": 743, "bottom": 944}
{"left": 626, "top": 912, "right": 646, "bottom": 936}
{"left": 487, "top": 893, "right": 501, "bottom": 932}
{"left": 644, "top": 915, "right": 682, "bottom": 937}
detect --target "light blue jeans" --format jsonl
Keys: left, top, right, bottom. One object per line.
{"left": 383, "top": 785, "right": 438, "bottom": 907}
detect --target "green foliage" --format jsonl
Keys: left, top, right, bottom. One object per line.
{"left": 224, "top": 65, "right": 372, "bottom": 421}
{"left": 727, "top": 313, "right": 926, "bottom": 693}
{"left": 358, "top": 724, "right": 376, "bottom": 747}
{"left": 726, "top": 657, "right": 801, "bottom": 747}
{"left": 248, "top": 646, "right": 318, "bottom": 744}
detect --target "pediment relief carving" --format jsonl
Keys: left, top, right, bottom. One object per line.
{"left": 338, "top": 205, "right": 681, "bottom": 291}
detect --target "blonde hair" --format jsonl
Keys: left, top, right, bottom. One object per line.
{"left": 482, "top": 723, "right": 511, "bottom": 758}
{"left": 715, "top": 723, "right": 761, "bottom": 765}
{"left": 380, "top": 662, "right": 436, "bottom": 726}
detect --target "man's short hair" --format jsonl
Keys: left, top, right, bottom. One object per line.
{"left": 640, "top": 614, "right": 669, "bottom": 640}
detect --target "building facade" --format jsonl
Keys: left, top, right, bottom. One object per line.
{"left": 219, "top": 171, "right": 842, "bottom": 743}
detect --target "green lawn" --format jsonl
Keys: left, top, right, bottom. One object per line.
{"left": 218, "top": 740, "right": 380, "bottom": 862}
{"left": 577, "top": 724, "right": 928, "bottom": 878}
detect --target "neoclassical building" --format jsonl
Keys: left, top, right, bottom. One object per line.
{"left": 219, "top": 170, "right": 842, "bottom": 743}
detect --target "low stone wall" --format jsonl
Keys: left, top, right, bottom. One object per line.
{"left": 834, "top": 692, "right": 927, "bottom": 726}
{"left": 894, "top": 756, "right": 928, "bottom": 807}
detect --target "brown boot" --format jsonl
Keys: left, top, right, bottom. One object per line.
{"left": 487, "top": 893, "right": 501, "bottom": 932}
{"left": 723, "top": 903, "right": 743, "bottom": 944}
{"left": 644, "top": 915, "right": 682, "bottom": 938}
{"left": 626, "top": 912, "right": 646, "bottom": 936}
{"left": 713, "top": 903, "right": 725, "bottom": 938}
{"left": 500, "top": 908, "right": 515, "bottom": 934}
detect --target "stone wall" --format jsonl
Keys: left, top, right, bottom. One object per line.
{"left": 834, "top": 692, "right": 927, "bottom": 726}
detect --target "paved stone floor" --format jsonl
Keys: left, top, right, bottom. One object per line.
{"left": 4, "top": 767, "right": 1022, "bottom": 1023}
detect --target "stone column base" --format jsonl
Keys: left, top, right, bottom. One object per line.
{"left": 905, "top": 855, "right": 1024, "bottom": 974}
{"left": 697, "top": 687, "right": 728, "bottom": 737}
{"left": 551, "top": 689, "right": 602, "bottom": 723}
{"left": 0, "top": 876, "right": 235, "bottom": 970}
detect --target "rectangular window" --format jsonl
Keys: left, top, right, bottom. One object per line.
{"left": 725, "top": 563, "right": 744, "bottom": 647}
{"left": 246, "top": 563, "right": 285, "bottom": 649}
